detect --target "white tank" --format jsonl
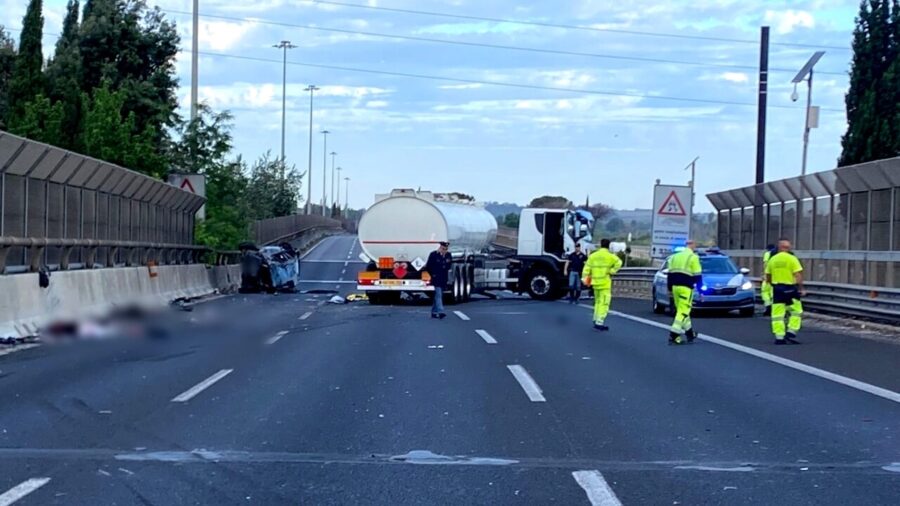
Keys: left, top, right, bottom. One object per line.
{"left": 358, "top": 190, "right": 498, "bottom": 264}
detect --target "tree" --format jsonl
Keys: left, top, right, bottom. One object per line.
{"left": 583, "top": 203, "right": 612, "bottom": 222}
{"left": 502, "top": 212, "right": 520, "bottom": 228}
{"left": 12, "top": 94, "right": 64, "bottom": 145}
{"left": 79, "top": 0, "right": 180, "bottom": 152}
{"left": 244, "top": 153, "right": 305, "bottom": 219}
{"left": 0, "top": 26, "right": 16, "bottom": 128}
{"left": 606, "top": 217, "right": 625, "bottom": 233}
{"left": 528, "top": 195, "right": 572, "bottom": 209}
{"left": 168, "top": 104, "right": 234, "bottom": 175}
{"left": 45, "top": 0, "right": 83, "bottom": 149}
{"left": 81, "top": 83, "right": 163, "bottom": 177}
{"left": 839, "top": 0, "right": 900, "bottom": 165}
{"left": 6, "top": 0, "right": 44, "bottom": 129}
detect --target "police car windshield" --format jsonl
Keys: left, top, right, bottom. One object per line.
{"left": 700, "top": 256, "right": 738, "bottom": 274}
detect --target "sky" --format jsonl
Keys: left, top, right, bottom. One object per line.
{"left": 2, "top": 0, "right": 860, "bottom": 212}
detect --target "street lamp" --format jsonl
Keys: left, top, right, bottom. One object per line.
{"left": 791, "top": 51, "right": 825, "bottom": 176}
{"left": 330, "top": 151, "right": 337, "bottom": 210}
{"left": 273, "top": 40, "right": 297, "bottom": 176}
{"left": 344, "top": 176, "right": 350, "bottom": 218}
{"left": 304, "top": 85, "right": 319, "bottom": 214}
{"left": 321, "top": 130, "right": 330, "bottom": 216}
{"left": 683, "top": 156, "right": 699, "bottom": 239}
{"left": 336, "top": 167, "right": 342, "bottom": 208}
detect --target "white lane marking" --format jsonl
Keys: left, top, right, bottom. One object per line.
{"left": 298, "top": 280, "right": 356, "bottom": 284}
{"left": 593, "top": 306, "right": 900, "bottom": 405}
{"left": 171, "top": 369, "right": 234, "bottom": 403}
{"left": 344, "top": 261, "right": 349, "bottom": 267}
{"left": 453, "top": 311, "right": 470, "bottom": 321}
{"left": 265, "top": 331, "right": 289, "bottom": 345}
{"left": 0, "top": 344, "right": 40, "bottom": 358}
{"left": 476, "top": 329, "right": 497, "bottom": 344}
{"left": 506, "top": 365, "right": 546, "bottom": 402}
{"left": 0, "top": 477, "right": 51, "bottom": 506}
{"left": 299, "top": 311, "right": 313, "bottom": 321}
{"left": 572, "top": 470, "right": 623, "bottom": 506}
{"left": 341, "top": 269, "right": 347, "bottom": 275}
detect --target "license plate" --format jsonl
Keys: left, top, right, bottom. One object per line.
{"left": 381, "top": 280, "right": 403, "bottom": 286}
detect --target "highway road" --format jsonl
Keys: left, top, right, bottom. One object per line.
{"left": 0, "top": 235, "right": 898, "bottom": 505}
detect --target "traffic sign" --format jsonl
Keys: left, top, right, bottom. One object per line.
{"left": 167, "top": 174, "right": 206, "bottom": 220}
{"left": 650, "top": 184, "right": 692, "bottom": 259}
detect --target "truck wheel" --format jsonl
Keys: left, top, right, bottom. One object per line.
{"left": 525, "top": 270, "right": 557, "bottom": 301}
{"left": 465, "top": 264, "right": 475, "bottom": 301}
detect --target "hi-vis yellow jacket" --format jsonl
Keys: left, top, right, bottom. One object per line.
{"left": 581, "top": 248, "right": 623, "bottom": 290}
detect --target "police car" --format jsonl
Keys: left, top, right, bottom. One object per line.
{"left": 651, "top": 248, "right": 755, "bottom": 316}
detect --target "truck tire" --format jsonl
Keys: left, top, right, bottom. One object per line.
{"left": 525, "top": 270, "right": 558, "bottom": 301}
{"left": 465, "top": 264, "right": 474, "bottom": 301}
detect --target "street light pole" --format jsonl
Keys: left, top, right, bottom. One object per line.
{"left": 791, "top": 51, "right": 825, "bottom": 176}
{"left": 683, "top": 156, "right": 699, "bottom": 239}
{"left": 273, "top": 41, "right": 297, "bottom": 177}
{"left": 330, "top": 151, "right": 337, "bottom": 211}
{"left": 304, "top": 85, "right": 319, "bottom": 214}
{"left": 321, "top": 130, "right": 330, "bottom": 216}
{"left": 190, "top": 0, "right": 199, "bottom": 122}
{"left": 336, "top": 167, "right": 342, "bottom": 208}
{"left": 344, "top": 176, "right": 350, "bottom": 218}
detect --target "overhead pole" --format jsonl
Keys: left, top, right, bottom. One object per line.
{"left": 304, "top": 85, "right": 319, "bottom": 214}
{"left": 755, "top": 26, "right": 769, "bottom": 186}
{"left": 190, "top": 0, "right": 199, "bottom": 122}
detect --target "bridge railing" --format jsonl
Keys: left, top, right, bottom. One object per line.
{"left": 0, "top": 131, "right": 204, "bottom": 273}
{"left": 250, "top": 214, "right": 342, "bottom": 246}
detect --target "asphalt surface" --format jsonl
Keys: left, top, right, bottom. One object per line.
{"left": 0, "top": 235, "right": 898, "bottom": 505}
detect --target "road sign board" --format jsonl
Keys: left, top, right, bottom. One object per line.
{"left": 650, "top": 184, "right": 692, "bottom": 259}
{"left": 167, "top": 174, "right": 206, "bottom": 220}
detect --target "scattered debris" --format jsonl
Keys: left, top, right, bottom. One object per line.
{"left": 328, "top": 295, "right": 347, "bottom": 304}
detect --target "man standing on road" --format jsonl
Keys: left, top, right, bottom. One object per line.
{"left": 761, "top": 244, "right": 776, "bottom": 315}
{"left": 766, "top": 238, "right": 805, "bottom": 345}
{"left": 581, "top": 238, "right": 622, "bottom": 331}
{"left": 425, "top": 241, "right": 452, "bottom": 319}
{"left": 667, "top": 240, "right": 702, "bottom": 345}
{"left": 564, "top": 243, "right": 588, "bottom": 303}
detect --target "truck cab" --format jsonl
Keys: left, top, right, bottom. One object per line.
{"left": 509, "top": 208, "right": 595, "bottom": 299}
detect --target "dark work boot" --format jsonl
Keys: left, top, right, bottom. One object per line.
{"left": 785, "top": 332, "right": 800, "bottom": 345}
{"left": 685, "top": 329, "right": 697, "bottom": 343}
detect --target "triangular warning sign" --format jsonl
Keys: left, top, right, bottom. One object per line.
{"left": 658, "top": 191, "right": 686, "bottom": 216}
{"left": 179, "top": 178, "right": 196, "bottom": 194}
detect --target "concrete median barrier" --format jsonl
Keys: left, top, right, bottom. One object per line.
{"left": 0, "top": 264, "right": 240, "bottom": 338}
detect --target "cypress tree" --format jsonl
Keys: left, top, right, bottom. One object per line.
{"left": 840, "top": 0, "right": 900, "bottom": 165}
{"left": 6, "top": 0, "right": 44, "bottom": 129}
{"left": 0, "top": 27, "right": 16, "bottom": 128}
{"left": 46, "top": 0, "right": 83, "bottom": 149}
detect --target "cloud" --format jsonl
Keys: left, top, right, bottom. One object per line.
{"left": 199, "top": 20, "right": 258, "bottom": 51}
{"left": 415, "top": 21, "right": 534, "bottom": 36}
{"left": 365, "top": 100, "right": 389, "bottom": 108}
{"left": 764, "top": 9, "right": 815, "bottom": 34}
{"left": 720, "top": 72, "right": 750, "bottom": 83}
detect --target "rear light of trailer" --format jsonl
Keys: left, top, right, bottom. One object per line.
{"left": 378, "top": 257, "right": 394, "bottom": 269}
{"left": 358, "top": 271, "right": 380, "bottom": 285}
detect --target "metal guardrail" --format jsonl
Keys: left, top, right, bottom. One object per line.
{"left": 613, "top": 268, "right": 900, "bottom": 324}
{"left": 0, "top": 236, "right": 240, "bottom": 273}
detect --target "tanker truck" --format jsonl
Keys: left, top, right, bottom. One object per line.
{"left": 356, "top": 189, "right": 594, "bottom": 304}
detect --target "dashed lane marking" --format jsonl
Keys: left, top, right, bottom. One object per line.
{"left": 299, "top": 312, "right": 313, "bottom": 321}
{"left": 0, "top": 477, "right": 51, "bottom": 506}
{"left": 476, "top": 329, "right": 498, "bottom": 344}
{"left": 506, "top": 364, "right": 546, "bottom": 402}
{"left": 572, "top": 470, "right": 623, "bottom": 506}
{"left": 171, "top": 369, "right": 234, "bottom": 403}
{"left": 453, "top": 311, "right": 470, "bottom": 321}
{"left": 265, "top": 331, "right": 289, "bottom": 345}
